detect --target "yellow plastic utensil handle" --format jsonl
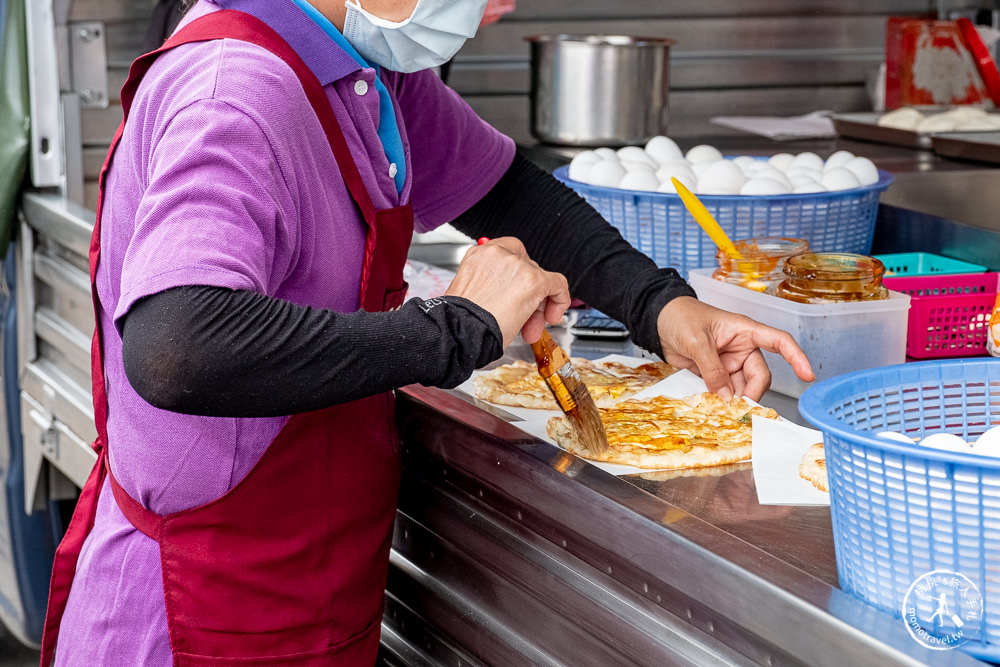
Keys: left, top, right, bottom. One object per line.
{"left": 670, "top": 177, "right": 742, "bottom": 260}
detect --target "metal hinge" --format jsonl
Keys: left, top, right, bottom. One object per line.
{"left": 68, "top": 21, "right": 108, "bottom": 109}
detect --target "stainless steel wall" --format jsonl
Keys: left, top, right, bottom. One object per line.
{"left": 67, "top": 0, "right": 960, "bottom": 209}
{"left": 450, "top": 0, "right": 947, "bottom": 142}
{"left": 66, "top": 0, "right": 154, "bottom": 210}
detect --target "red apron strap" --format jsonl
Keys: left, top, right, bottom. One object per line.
{"left": 38, "top": 450, "right": 107, "bottom": 665}
{"left": 107, "top": 472, "right": 163, "bottom": 541}
{"left": 155, "top": 10, "right": 379, "bottom": 222}
{"left": 115, "top": 10, "right": 379, "bottom": 224}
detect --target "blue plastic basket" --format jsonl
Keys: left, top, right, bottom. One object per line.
{"left": 875, "top": 252, "right": 988, "bottom": 277}
{"left": 554, "top": 165, "right": 893, "bottom": 276}
{"left": 799, "top": 359, "right": 1000, "bottom": 661}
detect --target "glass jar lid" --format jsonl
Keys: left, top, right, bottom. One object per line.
{"left": 782, "top": 252, "right": 886, "bottom": 282}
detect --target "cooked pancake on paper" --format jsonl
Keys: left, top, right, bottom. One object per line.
{"left": 473, "top": 357, "right": 675, "bottom": 410}
{"left": 798, "top": 443, "right": 828, "bottom": 492}
{"left": 546, "top": 392, "right": 778, "bottom": 470}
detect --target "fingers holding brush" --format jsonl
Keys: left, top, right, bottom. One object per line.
{"left": 445, "top": 237, "right": 571, "bottom": 348}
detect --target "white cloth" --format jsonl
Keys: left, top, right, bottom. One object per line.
{"left": 710, "top": 110, "right": 836, "bottom": 141}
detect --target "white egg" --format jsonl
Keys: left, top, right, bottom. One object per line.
{"left": 789, "top": 174, "right": 819, "bottom": 188}
{"left": 621, "top": 160, "right": 657, "bottom": 173}
{"left": 843, "top": 157, "right": 880, "bottom": 186}
{"left": 618, "top": 169, "right": 661, "bottom": 192}
{"left": 567, "top": 162, "right": 594, "bottom": 182}
{"left": 696, "top": 160, "right": 745, "bottom": 195}
{"left": 821, "top": 167, "right": 861, "bottom": 191}
{"left": 644, "top": 135, "right": 683, "bottom": 164}
{"left": 739, "top": 177, "right": 791, "bottom": 195}
{"left": 919, "top": 432, "right": 973, "bottom": 453}
{"left": 791, "top": 152, "right": 825, "bottom": 172}
{"left": 792, "top": 182, "right": 828, "bottom": 194}
{"left": 655, "top": 164, "right": 697, "bottom": 185}
{"left": 571, "top": 149, "right": 600, "bottom": 165}
{"left": 768, "top": 153, "right": 795, "bottom": 171}
{"left": 691, "top": 161, "right": 715, "bottom": 178}
{"left": 657, "top": 159, "right": 693, "bottom": 176}
{"left": 731, "top": 156, "right": 758, "bottom": 171}
{"left": 686, "top": 144, "right": 724, "bottom": 164}
{"left": 973, "top": 426, "right": 1000, "bottom": 457}
{"left": 785, "top": 167, "right": 824, "bottom": 182}
{"left": 657, "top": 174, "right": 695, "bottom": 194}
{"left": 594, "top": 147, "right": 620, "bottom": 162}
{"left": 584, "top": 160, "right": 626, "bottom": 187}
{"left": 617, "top": 145, "right": 658, "bottom": 167}
{"left": 876, "top": 431, "right": 916, "bottom": 444}
{"left": 824, "top": 150, "right": 856, "bottom": 171}
{"left": 878, "top": 107, "right": 924, "bottom": 130}
{"left": 755, "top": 166, "right": 793, "bottom": 189}
{"left": 568, "top": 151, "right": 600, "bottom": 181}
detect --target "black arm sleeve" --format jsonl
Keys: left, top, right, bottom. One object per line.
{"left": 450, "top": 150, "right": 696, "bottom": 357}
{"left": 121, "top": 287, "right": 501, "bottom": 417}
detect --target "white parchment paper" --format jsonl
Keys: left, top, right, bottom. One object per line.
{"left": 751, "top": 415, "right": 830, "bottom": 506}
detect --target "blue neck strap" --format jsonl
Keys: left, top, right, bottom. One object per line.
{"left": 289, "top": 0, "right": 405, "bottom": 192}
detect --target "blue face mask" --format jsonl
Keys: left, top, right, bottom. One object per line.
{"left": 343, "top": 0, "right": 488, "bottom": 73}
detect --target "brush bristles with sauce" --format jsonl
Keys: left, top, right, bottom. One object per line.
{"left": 474, "top": 237, "right": 608, "bottom": 455}
{"left": 530, "top": 330, "right": 609, "bottom": 456}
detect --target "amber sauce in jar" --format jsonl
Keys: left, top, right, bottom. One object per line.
{"left": 713, "top": 237, "right": 809, "bottom": 293}
{"left": 775, "top": 252, "right": 889, "bottom": 303}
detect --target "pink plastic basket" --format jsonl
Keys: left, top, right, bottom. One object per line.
{"left": 882, "top": 272, "right": 1000, "bottom": 359}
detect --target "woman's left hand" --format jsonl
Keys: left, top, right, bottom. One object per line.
{"left": 655, "top": 296, "right": 815, "bottom": 401}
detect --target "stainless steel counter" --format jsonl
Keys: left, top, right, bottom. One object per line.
{"left": 383, "top": 336, "right": 985, "bottom": 666}
{"left": 382, "top": 365, "right": 985, "bottom": 666}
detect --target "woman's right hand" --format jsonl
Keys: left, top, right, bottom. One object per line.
{"left": 445, "top": 237, "right": 571, "bottom": 349}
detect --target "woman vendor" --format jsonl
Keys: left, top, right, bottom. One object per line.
{"left": 41, "top": 0, "right": 814, "bottom": 664}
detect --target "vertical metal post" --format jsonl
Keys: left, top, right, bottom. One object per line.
{"left": 15, "top": 217, "right": 34, "bottom": 381}
{"left": 62, "top": 92, "right": 83, "bottom": 206}
{"left": 23, "top": 0, "right": 63, "bottom": 190}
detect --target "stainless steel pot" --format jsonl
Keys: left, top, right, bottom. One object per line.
{"left": 525, "top": 34, "right": 675, "bottom": 146}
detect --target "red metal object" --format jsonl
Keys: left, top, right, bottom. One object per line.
{"left": 956, "top": 17, "right": 1000, "bottom": 108}
{"left": 885, "top": 17, "right": 995, "bottom": 109}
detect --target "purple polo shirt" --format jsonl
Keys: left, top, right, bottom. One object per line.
{"left": 54, "top": 1, "right": 513, "bottom": 663}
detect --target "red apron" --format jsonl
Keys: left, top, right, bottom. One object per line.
{"left": 40, "top": 10, "right": 413, "bottom": 666}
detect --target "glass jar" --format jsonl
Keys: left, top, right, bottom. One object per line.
{"left": 713, "top": 237, "right": 809, "bottom": 293}
{"left": 775, "top": 252, "right": 889, "bottom": 303}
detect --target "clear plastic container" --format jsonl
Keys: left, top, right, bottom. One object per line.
{"left": 712, "top": 237, "right": 808, "bottom": 293}
{"left": 775, "top": 252, "right": 889, "bottom": 303}
{"left": 690, "top": 268, "right": 911, "bottom": 397}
